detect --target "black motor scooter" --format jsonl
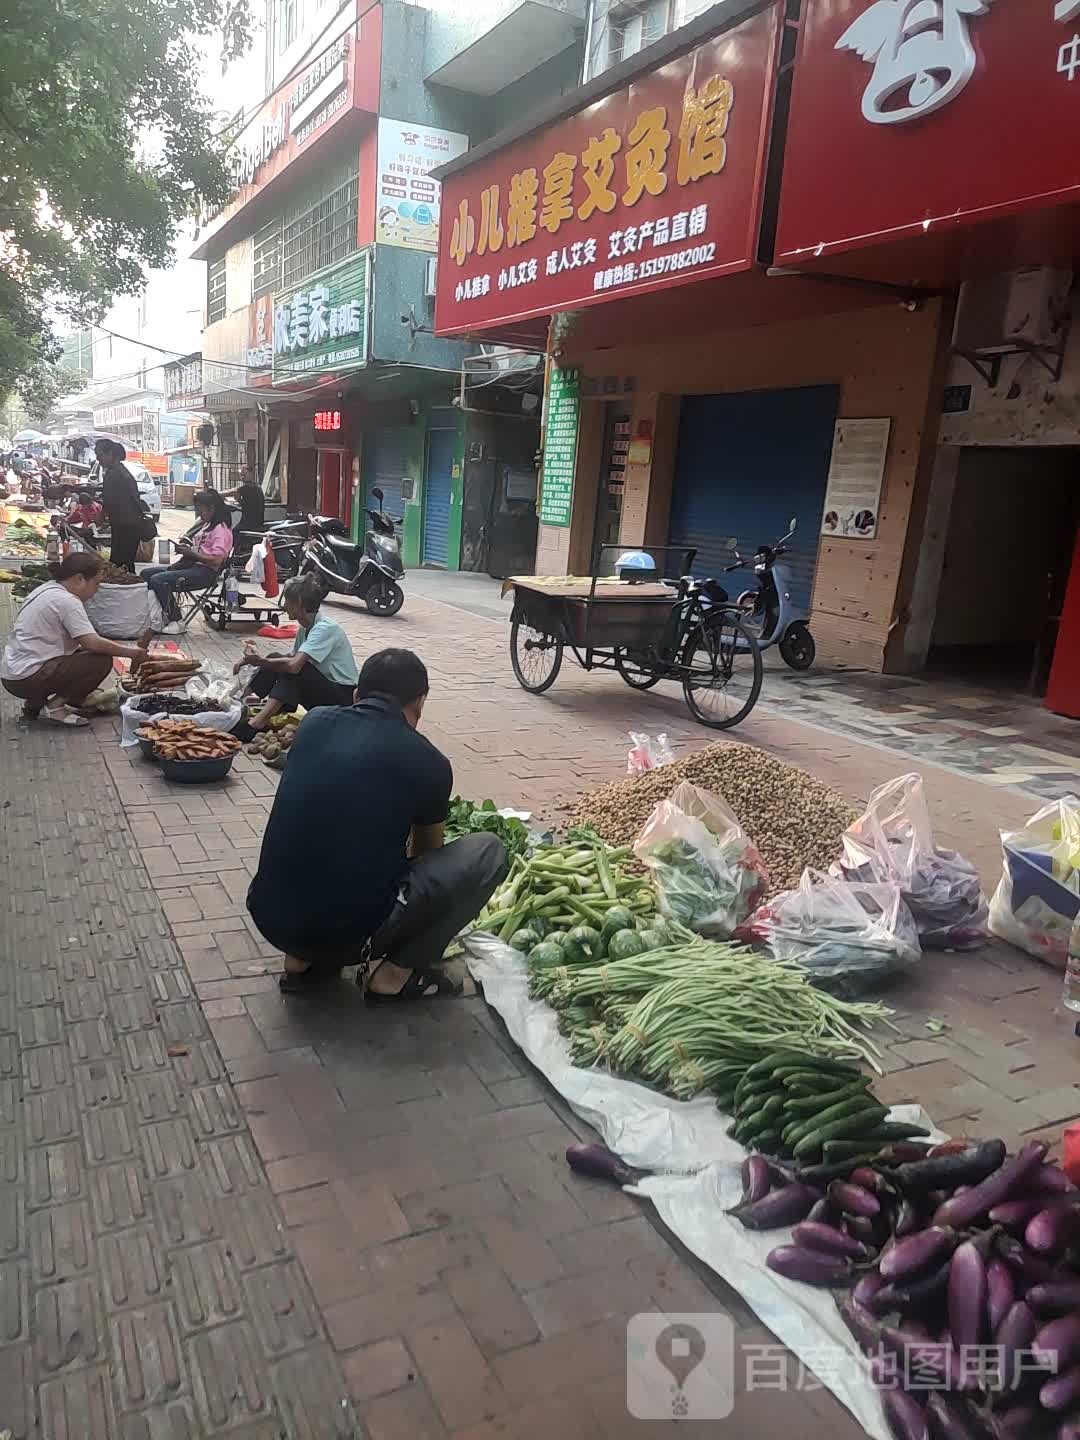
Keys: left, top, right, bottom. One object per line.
{"left": 299, "top": 488, "right": 405, "bottom": 616}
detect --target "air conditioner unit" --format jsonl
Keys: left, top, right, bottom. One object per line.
{"left": 953, "top": 268, "right": 1072, "bottom": 355}
{"left": 424, "top": 256, "right": 437, "bottom": 298}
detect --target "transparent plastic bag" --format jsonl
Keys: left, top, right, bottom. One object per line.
{"left": 185, "top": 661, "right": 242, "bottom": 708}
{"left": 988, "top": 796, "right": 1080, "bottom": 967}
{"left": 837, "top": 773, "right": 986, "bottom": 949}
{"left": 739, "top": 870, "right": 920, "bottom": 995}
{"left": 634, "top": 780, "right": 768, "bottom": 937}
{"left": 626, "top": 731, "right": 675, "bottom": 775}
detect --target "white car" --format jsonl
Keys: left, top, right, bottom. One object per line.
{"left": 128, "top": 460, "right": 161, "bottom": 519}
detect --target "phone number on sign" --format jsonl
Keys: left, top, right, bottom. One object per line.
{"left": 593, "top": 242, "right": 718, "bottom": 292}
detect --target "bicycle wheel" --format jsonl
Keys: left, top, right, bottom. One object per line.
{"left": 615, "top": 651, "right": 661, "bottom": 691}
{"left": 510, "top": 619, "right": 564, "bottom": 694}
{"left": 681, "top": 613, "right": 763, "bottom": 729}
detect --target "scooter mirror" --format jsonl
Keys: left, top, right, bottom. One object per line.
{"left": 789, "top": 517, "right": 797, "bottom": 532}
{"left": 372, "top": 487, "right": 384, "bottom": 507}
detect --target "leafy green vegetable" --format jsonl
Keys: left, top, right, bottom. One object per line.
{"left": 445, "top": 797, "right": 530, "bottom": 859}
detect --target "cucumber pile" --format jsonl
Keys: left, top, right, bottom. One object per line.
{"left": 728, "top": 1050, "right": 928, "bottom": 1168}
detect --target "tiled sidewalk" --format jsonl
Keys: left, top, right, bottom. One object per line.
{"left": 4, "top": 533, "right": 1080, "bottom": 1439}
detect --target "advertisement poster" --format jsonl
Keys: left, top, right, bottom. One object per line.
{"left": 376, "top": 118, "right": 469, "bottom": 252}
{"left": 539, "top": 367, "right": 580, "bottom": 527}
{"left": 820, "top": 418, "right": 891, "bottom": 541}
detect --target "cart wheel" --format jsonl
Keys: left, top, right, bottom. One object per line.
{"left": 681, "top": 614, "right": 762, "bottom": 729}
{"left": 510, "top": 620, "right": 563, "bottom": 694}
{"left": 215, "top": 610, "right": 228, "bottom": 632}
{"left": 615, "top": 652, "right": 661, "bottom": 691}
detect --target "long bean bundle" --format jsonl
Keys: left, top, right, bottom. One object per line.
{"left": 540, "top": 941, "right": 892, "bottom": 1100}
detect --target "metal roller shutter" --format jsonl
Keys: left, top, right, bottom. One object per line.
{"left": 368, "top": 427, "right": 410, "bottom": 526}
{"left": 668, "top": 386, "right": 839, "bottom": 612}
{"left": 423, "top": 429, "right": 455, "bottom": 567}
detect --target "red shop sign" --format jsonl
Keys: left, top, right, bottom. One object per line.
{"left": 434, "top": 4, "right": 781, "bottom": 337}
{"left": 776, "top": 1, "right": 1080, "bottom": 267}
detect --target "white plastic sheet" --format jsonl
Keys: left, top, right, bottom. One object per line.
{"left": 465, "top": 932, "right": 944, "bottom": 1440}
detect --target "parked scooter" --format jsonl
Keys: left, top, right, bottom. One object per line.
{"left": 299, "top": 488, "right": 405, "bottom": 616}
{"left": 724, "top": 519, "right": 816, "bottom": 670}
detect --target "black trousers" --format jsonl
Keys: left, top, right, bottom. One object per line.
{"left": 249, "top": 665, "right": 354, "bottom": 712}
{"left": 109, "top": 525, "right": 142, "bottom": 573}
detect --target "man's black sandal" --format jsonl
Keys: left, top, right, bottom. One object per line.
{"left": 364, "top": 967, "right": 463, "bottom": 1004}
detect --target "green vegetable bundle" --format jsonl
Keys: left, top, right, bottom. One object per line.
{"left": 446, "top": 797, "right": 530, "bottom": 860}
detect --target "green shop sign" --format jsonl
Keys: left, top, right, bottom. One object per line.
{"left": 539, "top": 366, "right": 579, "bottom": 528}
{"left": 273, "top": 251, "right": 370, "bottom": 382}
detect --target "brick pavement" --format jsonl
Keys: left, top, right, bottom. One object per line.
{"left": 4, "top": 530, "right": 1080, "bottom": 1439}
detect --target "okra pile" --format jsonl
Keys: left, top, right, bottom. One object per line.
{"left": 730, "top": 1125, "right": 1080, "bottom": 1438}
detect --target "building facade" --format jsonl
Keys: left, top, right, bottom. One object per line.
{"left": 187, "top": 0, "right": 587, "bottom": 571}
{"left": 432, "top": 0, "right": 1080, "bottom": 714}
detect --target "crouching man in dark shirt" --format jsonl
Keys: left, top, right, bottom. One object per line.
{"left": 247, "top": 648, "right": 509, "bottom": 999}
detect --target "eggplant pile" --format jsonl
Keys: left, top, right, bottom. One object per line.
{"left": 732, "top": 1136, "right": 1080, "bottom": 1438}
{"left": 728, "top": 1050, "right": 930, "bottom": 1165}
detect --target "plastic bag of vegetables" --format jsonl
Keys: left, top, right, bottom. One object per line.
{"left": 633, "top": 781, "right": 767, "bottom": 937}
{"left": 836, "top": 773, "right": 986, "bottom": 950}
{"left": 988, "top": 795, "right": 1080, "bottom": 966}
{"left": 739, "top": 869, "right": 920, "bottom": 995}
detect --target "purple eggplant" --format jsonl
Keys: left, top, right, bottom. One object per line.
{"left": 1034, "top": 1316, "right": 1080, "bottom": 1372}
{"left": 740, "top": 1154, "right": 772, "bottom": 1206}
{"left": 947, "top": 1240, "right": 987, "bottom": 1352}
{"left": 994, "top": 1233, "right": 1061, "bottom": 1286}
{"left": 806, "top": 1196, "right": 833, "bottom": 1225}
{"left": 988, "top": 1198, "right": 1046, "bottom": 1231}
{"left": 1027, "top": 1281, "right": 1080, "bottom": 1316}
{"left": 926, "top": 1394, "right": 981, "bottom": 1440}
{"left": 792, "top": 1220, "right": 869, "bottom": 1260}
{"left": 878, "top": 1142, "right": 935, "bottom": 1165}
{"left": 850, "top": 1166, "right": 896, "bottom": 1196}
{"left": 895, "top": 1197, "right": 924, "bottom": 1238}
{"left": 880, "top": 1227, "right": 961, "bottom": 1283}
{"left": 765, "top": 1244, "right": 851, "bottom": 1286}
{"left": 987, "top": 1259, "right": 1016, "bottom": 1333}
{"left": 1058, "top": 1423, "right": 1080, "bottom": 1440}
{"left": 733, "top": 1183, "right": 820, "bottom": 1231}
{"left": 881, "top": 1330, "right": 968, "bottom": 1392}
{"left": 933, "top": 1142, "right": 1048, "bottom": 1230}
{"left": 989, "top": 1405, "right": 1041, "bottom": 1438}
{"left": 996, "top": 1301, "right": 1038, "bottom": 1395}
{"left": 1028, "top": 1163, "right": 1077, "bottom": 1195}
{"left": 854, "top": 1269, "right": 886, "bottom": 1308}
{"left": 873, "top": 1258, "right": 952, "bottom": 1316}
{"left": 1026, "top": 1198, "right": 1080, "bottom": 1255}
{"left": 565, "top": 1143, "right": 639, "bottom": 1186}
{"left": 838, "top": 1295, "right": 881, "bottom": 1353}
{"left": 829, "top": 1180, "right": 881, "bottom": 1218}
{"left": 846, "top": 1214, "right": 878, "bottom": 1246}
{"left": 890, "top": 1140, "right": 1007, "bottom": 1197}
{"left": 883, "top": 1389, "right": 930, "bottom": 1440}
{"left": 1041, "top": 1365, "right": 1080, "bottom": 1413}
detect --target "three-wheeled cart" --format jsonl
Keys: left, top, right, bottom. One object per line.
{"left": 504, "top": 548, "right": 763, "bottom": 729}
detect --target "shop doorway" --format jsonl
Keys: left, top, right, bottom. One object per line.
{"left": 928, "top": 447, "right": 1078, "bottom": 692}
{"left": 667, "top": 386, "right": 839, "bottom": 606}
{"left": 423, "top": 428, "right": 456, "bottom": 567}
{"left": 316, "top": 449, "right": 349, "bottom": 525}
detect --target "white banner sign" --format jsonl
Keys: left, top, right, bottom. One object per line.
{"left": 376, "top": 118, "right": 469, "bottom": 253}
{"left": 821, "top": 417, "right": 891, "bottom": 541}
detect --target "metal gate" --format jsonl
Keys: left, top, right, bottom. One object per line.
{"left": 668, "top": 386, "right": 840, "bottom": 613}
{"left": 423, "top": 429, "right": 456, "bottom": 567}
{"left": 368, "top": 427, "right": 410, "bottom": 526}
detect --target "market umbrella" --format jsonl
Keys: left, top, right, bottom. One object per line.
{"left": 12, "top": 429, "right": 48, "bottom": 444}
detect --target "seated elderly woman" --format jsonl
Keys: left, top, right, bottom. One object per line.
{"left": 233, "top": 573, "right": 359, "bottom": 738}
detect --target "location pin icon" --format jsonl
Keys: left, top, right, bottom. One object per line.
{"left": 655, "top": 1322, "right": 706, "bottom": 1393}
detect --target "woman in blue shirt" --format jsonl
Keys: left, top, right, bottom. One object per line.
{"left": 234, "top": 574, "right": 359, "bottom": 737}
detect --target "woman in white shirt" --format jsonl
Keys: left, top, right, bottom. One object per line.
{"left": 1, "top": 552, "right": 149, "bottom": 726}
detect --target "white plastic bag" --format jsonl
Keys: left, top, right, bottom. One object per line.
{"left": 739, "top": 870, "right": 920, "bottom": 995}
{"left": 626, "top": 731, "right": 674, "bottom": 775}
{"left": 81, "top": 676, "right": 123, "bottom": 715}
{"left": 837, "top": 773, "right": 986, "bottom": 949}
{"left": 988, "top": 796, "right": 1080, "bottom": 967}
{"left": 634, "top": 780, "right": 768, "bottom": 937}
{"left": 120, "top": 698, "right": 243, "bottom": 747}
{"left": 85, "top": 582, "right": 164, "bottom": 639}
{"left": 185, "top": 661, "right": 242, "bottom": 708}
{"left": 245, "top": 540, "right": 266, "bottom": 584}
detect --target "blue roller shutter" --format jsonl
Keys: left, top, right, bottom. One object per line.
{"left": 368, "top": 427, "right": 410, "bottom": 525}
{"left": 423, "top": 429, "right": 455, "bottom": 567}
{"left": 668, "top": 387, "right": 839, "bottom": 612}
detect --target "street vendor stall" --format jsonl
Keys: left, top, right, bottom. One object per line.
{"left": 503, "top": 545, "right": 763, "bottom": 729}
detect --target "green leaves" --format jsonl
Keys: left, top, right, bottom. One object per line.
{"left": 445, "top": 797, "right": 531, "bottom": 860}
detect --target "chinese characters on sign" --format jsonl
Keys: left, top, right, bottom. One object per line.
{"left": 314, "top": 410, "right": 343, "bottom": 432}
{"left": 1057, "top": 0, "right": 1080, "bottom": 80}
{"left": 820, "top": 418, "right": 891, "bottom": 541}
{"left": 539, "top": 367, "right": 580, "bottom": 528}
{"left": 435, "top": 8, "right": 780, "bottom": 335}
{"left": 376, "top": 119, "right": 469, "bottom": 252}
{"left": 164, "top": 357, "right": 205, "bottom": 411}
{"left": 247, "top": 296, "right": 274, "bottom": 387}
{"left": 272, "top": 252, "right": 369, "bottom": 382}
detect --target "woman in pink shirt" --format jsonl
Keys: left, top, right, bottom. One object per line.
{"left": 141, "top": 490, "right": 232, "bottom": 634}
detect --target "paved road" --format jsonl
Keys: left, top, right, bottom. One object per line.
{"left": 1, "top": 534, "right": 1077, "bottom": 1440}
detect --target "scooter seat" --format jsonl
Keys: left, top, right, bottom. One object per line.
{"left": 326, "top": 534, "right": 359, "bottom": 553}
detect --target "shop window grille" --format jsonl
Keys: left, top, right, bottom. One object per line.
{"left": 253, "top": 218, "right": 282, "bottom": 298}
{"left": 281, "top": 173, "right": 358, "bottom": 290}
{"left": 207, "top": 256, "right": 227, "bottom": 324}
{"left": 276, "top": 0, "right": 297, "bottom": 53}
{"left": 606, "top": 0, "right": 670, "bottom": 66}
